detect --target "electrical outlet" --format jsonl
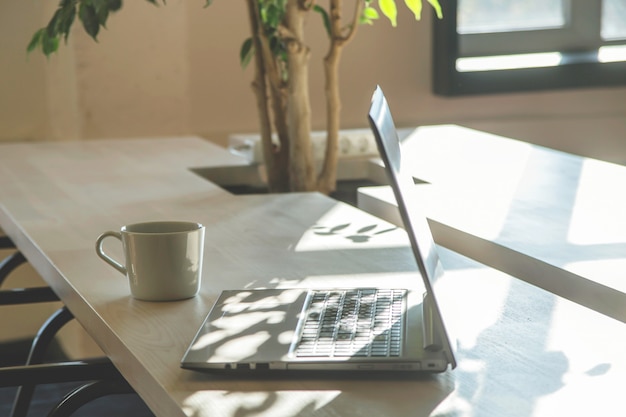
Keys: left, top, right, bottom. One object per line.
{"left": 228, "top": 129, "right": 378, "bottom": 164}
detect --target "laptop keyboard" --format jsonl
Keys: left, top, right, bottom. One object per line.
{"left": 294, "top": 289, "right": 405, "bottom": 358}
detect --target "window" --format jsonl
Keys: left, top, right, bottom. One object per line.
{"left": 433, "top": 0, "right": 626, "bottom": 95}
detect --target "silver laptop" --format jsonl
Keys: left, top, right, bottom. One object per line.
{"left": 181, "top": 85, "right": 457, "bottom": 372}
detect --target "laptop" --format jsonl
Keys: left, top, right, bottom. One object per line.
{"left": 181, "top": 85, "right": 457, "bottom": 372}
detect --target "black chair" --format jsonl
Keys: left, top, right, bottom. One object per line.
{"left": 0, "top": 236, "right": 137, "bottom": 417}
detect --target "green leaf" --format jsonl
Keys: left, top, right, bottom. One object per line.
{"left": 45, "top": 3, "right": 77, "bottom": 41}
{"left": 427, "top": 0, "right": 443, "bottom": 19}
{"left": 363, "top": 6, "right": 380, "bottom": 20}
{"left": 106, "top": 0, "right": 123, "bottom": 11}
{"left": 269, "top": 35, "right": 286, "bottom": 59}
{"left": 204, "top": 0, "right": 213, "bottom": 7}
{"left": 360, "top": 6, "right": 380, "bottom": 25}
{"left": 79, "top": 2, "right": 100, "bottom": 40}
{"left": 26, "top": 28, "right": 45, "bottom": 54}
{"left": 239, "top": 37, "right": 254, "bottom": 69}
{"left": 96, "top": 0, "right": 123, "bottom": 25}
{"left": 379, "top": 0, "right": 398, "bottom": 27}
{"left": 265, "top": 4, "right": 282, "bottom": 28}
{"left": 94, "top": 1, "right": 110, "bottom": 27}
{"left": 46, "top": 8, "right": 64, "bottom": 37}
{"left": 41, "top": 31, "right": 60, "bottom": 56}
{"left": 60, "top": 8, "right": 76, "bottom": 42}
{"left": 403, "top": 0, "right": 422, "bottom": 20}
{"left": 313, "top": 5, "right": 331, "bottom": 37}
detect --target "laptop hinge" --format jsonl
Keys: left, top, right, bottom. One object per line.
{"left": 422, "top": 292, "right": 443, "bottom": 352}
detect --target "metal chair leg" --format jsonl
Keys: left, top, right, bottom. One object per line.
{"left": 0, "top": 358, "right": 123, "bottom": 388}
{"left": 25, "top": 306, "right": 74, "bottom": 365}
{"left": 0, "top": 286, "right": 59, "bottom": 304}
{"left": 10, "top": 306, "right": 75, "bottom": 417}
{"left": 0, "top": 235, "right": 16, "bottom": 249}
{"left": 0, "top": 251, "right": 27, "bottom": 286}
{"left": 47, "top": 379, "right": 136, "bottom": 417}
{"left": 0, "top": 240, "right": 139, "bottom": 415}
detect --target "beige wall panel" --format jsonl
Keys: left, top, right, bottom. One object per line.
{"left": 73, "top": 0, "right": 191, "bottom": 139}
{"left": 45, "top": 39, "right": 82, "bottom": 142}
{"left": 0, "top": 2, "right": 48, "bottom": 142}
{"left": 187, "top": 1, "right": 256, "bottom": 145}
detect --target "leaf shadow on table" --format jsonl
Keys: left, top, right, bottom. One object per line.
{"left": 311, "top": 222, "right": 398, "bottom": 244}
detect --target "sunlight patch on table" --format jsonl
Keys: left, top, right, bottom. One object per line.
{"left": 430, "top": 187, "right": 518, "bottom": 241}
{"left": 437, "top": 266, "right": 511, "bottom": 350}
{"left": 183, "top": 390, "right": 340, "bottom": 417}
{"left": 568, "top": 159, "right": 626, "bottom": 245}
{"left": 402, "top": 125, "right": 534, "bottom": 189}
{"left": 542, "top": 295, "right": 626, "bottom": 382}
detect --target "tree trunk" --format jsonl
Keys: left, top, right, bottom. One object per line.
{"left": 245, "top": 0, "right": 357, "bottom": 194}
{"left": 245, "top": 0, "right": 290, "bottom": 192}
{"left": 318, "top": 12, "right": 342, "bottom": 194}
{"left": 284, "top": 1, "right": 316, "bottom": 191}
{"left": 318, "top": 0, "right": 362, "bottom": 194}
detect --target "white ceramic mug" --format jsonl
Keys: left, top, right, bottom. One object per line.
{"left": 95, "top": 221, "right": 205, "bottom": 301}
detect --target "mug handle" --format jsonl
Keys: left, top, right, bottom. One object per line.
{"left": 95, "top": 231, "right": 127, "bottom": 275}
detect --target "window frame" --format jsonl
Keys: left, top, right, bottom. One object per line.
{"left": 433, "top": 0, "right": 626, "bottom": 96}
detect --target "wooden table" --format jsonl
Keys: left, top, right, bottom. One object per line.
{"left": 1, "top": 136, "right": 625, "bottom": 416}
{"left": 359, "top": 124, "right": 626, "bottom": 322}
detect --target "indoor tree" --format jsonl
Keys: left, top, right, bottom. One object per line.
{"left": 29, "top": 0, "right": 442, "bottom": 193}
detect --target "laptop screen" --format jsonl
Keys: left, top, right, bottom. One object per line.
{"left": 368, "top": 85, "right": 457, "bottom": 368}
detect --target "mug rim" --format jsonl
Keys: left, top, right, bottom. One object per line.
{"left": 122, "top": 221, "right": 204, "bottom": 235}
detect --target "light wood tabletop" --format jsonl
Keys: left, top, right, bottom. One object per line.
{"left": 360, "top": 124, "right": 626, "bottom": 322}
{"left": 1, "top": 136, "right": 625, "bottom": 416}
